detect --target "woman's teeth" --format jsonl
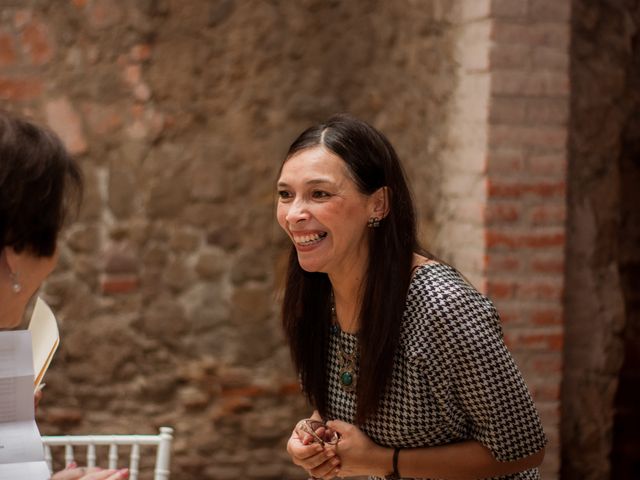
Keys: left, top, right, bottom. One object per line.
{"left": 295, "top": 232, "right": 327, "bottom": 246}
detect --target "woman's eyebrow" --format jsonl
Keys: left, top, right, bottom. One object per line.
{"left": 277, "top": 178, "right": 335, "bottom": 188}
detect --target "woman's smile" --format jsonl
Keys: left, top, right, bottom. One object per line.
{"left": 292, "top": 231, "right": 328, "bottom": 248}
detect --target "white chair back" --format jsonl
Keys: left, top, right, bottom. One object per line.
{"left": 42, "top": 426, "right": 173, "bottom": 480}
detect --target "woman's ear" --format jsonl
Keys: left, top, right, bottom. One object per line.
{"left": 370, "top": 186, "right": 390, "bottom": 219}
{"left": 1, "top": 247, "right": 19, "bottom": 274}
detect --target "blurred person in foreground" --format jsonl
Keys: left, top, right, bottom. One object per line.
{"left": 0, "top": 110, "right": 128, "bottom": 480}
{"left": 277, "top": 114, "right": 546, "bottom": 479}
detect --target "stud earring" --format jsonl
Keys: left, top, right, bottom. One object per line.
{"left": 10, "top": 271, "right": 22, "bottom": 293}
{"left": 367, "top": 217, "right": 381, "bottom": 228}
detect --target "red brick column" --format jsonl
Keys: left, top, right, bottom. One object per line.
{"left": 485, "top": 1, "right": 570, "bottom": 477}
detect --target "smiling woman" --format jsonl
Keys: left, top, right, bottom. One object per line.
{"left": 277, "top": 114, "right": 546, "bottom": 480}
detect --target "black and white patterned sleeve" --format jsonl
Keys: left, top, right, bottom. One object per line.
{"left": 421, "top": 266, "right": 547, "bottom": 462}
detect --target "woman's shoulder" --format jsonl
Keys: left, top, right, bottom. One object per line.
{"left": 404, "top": 258, "right": 500, "bottom": 335}
{"left": 409, "top": 257, "right": 472, "bottom": 297}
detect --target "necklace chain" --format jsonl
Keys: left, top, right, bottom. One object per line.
{"left": 330, "top": 293, "right": 358, "bottom": 393}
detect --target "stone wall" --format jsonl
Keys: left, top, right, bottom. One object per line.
{"left": 564, "top": 0, "right": 640, "bottom": 478}
{"left": 1, "top": 1, "right": 460, "bottom": 479}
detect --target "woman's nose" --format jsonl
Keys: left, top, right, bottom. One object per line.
{"left": 285, "top": 199, "right": 310, "bottom": 224}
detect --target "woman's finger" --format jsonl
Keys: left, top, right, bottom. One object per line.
{"left": 301, "top": 448, "right": 338, "bottom": 471}
{"left": 51, "top": 467, "right": 97, "bottom": 480}
{"left": 80, "top": 468, "right": 128, "bottom": 480}
{"left": 308, "top": 455, "right": 341, "bottom": 479}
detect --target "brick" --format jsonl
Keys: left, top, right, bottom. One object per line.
{"left": 82, "top": 102, "right": 124, "bottom": 135}
{"left": 87, "top": 0, "right": 124, "bottom": 29}
{"left": 492, "top": 71, "right": 569, "bottom": 96}
{"left": 129, "top": 43, "right": 152, "bottom": 62}
{"left": 0, "top": 32, "right": 17, "bottom": 67}
{"left": 491, "top": 0, "right": 528, "bottom": 18}
{"left": 45, "top": 97, "right": 88, "bottom": 155}
{"left": 529, "top": 307, "right": 562, "bottom": 325}
{"left": 0, "top": 76, "right": 44, "bottom": 101}
{"left": 488, "top": 179, "right": 565, "bottom": 198}
{"left": 487, "top": 149, "right": 526, "bottom": 173}
{"left": 492, "top": 22, "right": 570, "bottom": 49}
{"left": 530, "top": 204, "right": 566, "bottom": 225}
{"left": 486, "top": 228, "right": 565, "bottom": 249}
{"left": 487, "top": 280, "right": 516, "bottom": 299}
{"left": 123, "top": 64, "right": 141, "bottom": 86}
{"left": 495, "top": 306, "right": 524, "bottom": 326}
{"left": 13, "top": 9, "right": 32, "bottom": 29}
{"left": 100, "top": 274, "right": 139, "bottom": 294}
{"left": 505, "top": 328, "right": 563, "bottom": 352}
{"left": 528, "top": 376, "right": 562, "bottom": 401}
{"left": 529, "top": 254, "right": 564, "bottom": 274}
{"left": 489, "top": 44, "right": 531, "bottom": 69}
{"left": 489, "top": 96, "right": 527, "bottom": 124}
{"left": 532, "top": 47, "right": 570, "bottom": 71}
{"left": 529, "top": 0, "right": 571, "bottom": 22}
{"left": 526, "top": 98, "right": 570, "bottom": 125}
{"left": 278, "top": 382, "right": 301, "bottom": 395}
{"left": 531, "top": 354, "right": 563, "bottom": 375}
{"left": 527, "top": 153, "right": 567, "bottom": 175}
{"left": 20, "top": 19, "right": 54, "bottom": 65}
{"left": 517, "top": 280, "right": 563, "bottom": 301}
{"left": 489, "top": 125, "right": 568, "bottom": 149}
{"left": 486, "top": 201, "right": 521, "bottom": 223}
{"left": 485, "top": 252, "right": 521, "bottom": 271}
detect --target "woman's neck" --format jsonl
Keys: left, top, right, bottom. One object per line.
{"left": 328, "top": 268, "right": 365, "bottom": 334}
{"left": 0, "top": 289, "right": 25, "bottom": 329}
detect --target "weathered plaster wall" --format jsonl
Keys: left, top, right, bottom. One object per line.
{"left": 563, "top": 1, "right": 640, "bottom": 478}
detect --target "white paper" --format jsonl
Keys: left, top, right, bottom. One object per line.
{"left": 0, "top": 331, "right": 50, "bottom": 480}
{"left": 28, "top": 297, "right": 60, "bottom": 392}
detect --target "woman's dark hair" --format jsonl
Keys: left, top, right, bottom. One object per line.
{"left": 280, "top": 113, "right": 426, "bottom": 423}
{"left": 0, "top": 110, "right": 83, "bottom": 257}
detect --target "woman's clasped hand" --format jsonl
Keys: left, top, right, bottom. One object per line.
{"left": 288, "top": 417, "right": 340, "bottom": 479}
{"left": 288, "top": 417, "right": 396, "bottom": 479}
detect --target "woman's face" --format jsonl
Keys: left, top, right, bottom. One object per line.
{"left": 276, "top": 146, "right": 376, "bottom": 278}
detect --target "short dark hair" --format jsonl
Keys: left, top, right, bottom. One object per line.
{"left": 0, "top": 110, "right": 83, "bottom": 257}
{"left": 280, "top": 113, "right": 427, "bottom": 423}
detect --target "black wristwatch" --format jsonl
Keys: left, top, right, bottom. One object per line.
{"left": 386, "top": 447, "right": 401, "bottom": 479}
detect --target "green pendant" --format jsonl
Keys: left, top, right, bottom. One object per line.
{"left": 341, "top": 371, "right": 353, "bottom": 386}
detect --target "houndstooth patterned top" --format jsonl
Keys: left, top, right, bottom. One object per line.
{"left": 324, "top": 263, "right": 547, "bottom": 480}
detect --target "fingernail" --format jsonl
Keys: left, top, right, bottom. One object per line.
{"left": 332, "top": 458, "right": 340, "bottom": 466}
{"left": 66, "top": 462, "right": 77, "bottom": 469}
{"left": 118, "top": 468, "right": 129, "bottom": 478}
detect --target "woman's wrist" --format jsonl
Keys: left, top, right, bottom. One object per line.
{"left": 372, "top": 445, "right": 396, "bottom": 478}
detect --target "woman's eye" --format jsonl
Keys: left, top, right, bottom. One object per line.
{"left": 278, "top": 190, "right": 292, "bottom": 200}
{"left": 312, "top": 190, "right": 331, "bottom": 199}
